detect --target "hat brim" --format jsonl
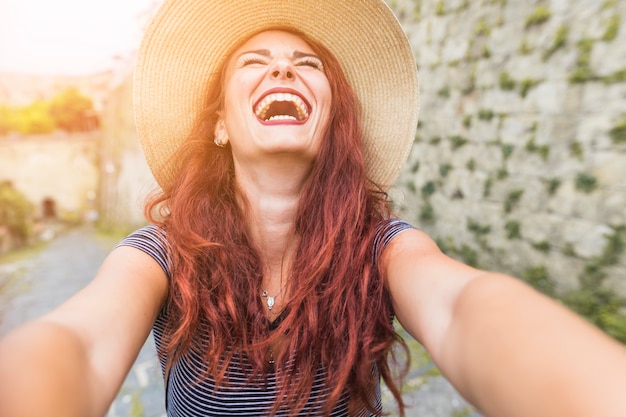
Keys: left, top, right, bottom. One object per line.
{"left": 134, "top": 0, "right": 419, "bottom": 191}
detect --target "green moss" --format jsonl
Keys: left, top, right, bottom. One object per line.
{"left": 437, "top": 85, "right": 451, "bottom": 98}
{"left": 505, "top": 220, "right": 521, "bottom": 239}
{"left": 482, "top": 45, "right": 492, "bottom": 58}
{"left": 499, "top": 71, "right": 516, "bottom": 90}
{"left": 569, "top": 141, "right": 584, "bottom": 160}
{"left": 435, "top": 0, "right": 445, "bottom": 15}
{"left": 501, "top": 143, "right": 514, "bottom": 159}
{"left": 575, "top": 172, "right": 598, "bottom": 193}
{"left": 602, "top": 14, "right": 620, "bottom": 41}
{"left": 562, "top": 242, "right": 577, "bottom": 257}
{"left": 450, "top": 135, "right": 468, "bottom": 149}
{"left": 466, "top": 158, "right": 476, "bottom": 171}
{"left": 496, "top": 168, "right": 508, "bottom": 180}
{"left": 409, "top": 160, "right": 420, "bottom": 173}
{"left": 569, "top": 38, "right": 595, "bottom": 83}
{"left": 603, "top": 69, "right": 626, "bottom": 84}
{"left": 504, "top": 189, "right": 524, "bottom": 213}
{"left": 429, "top": 136, "right": 442, "bottom": 145}
{"left": 474, "top": 19, "right": 491, "bottom": 37}
{"left": 439, "top": 163, "right": 453, "bottom": 177}
{"left": 543, "top": 25, "right": 568, "bottom": 61}
{"left": 532, "top": 240, "right": 551, "bottom": 253}
{"left": 462, "top": 115, "right": 472, "bottom": 128}
{"left": 483, "top": 177, "right": 493, "bottom": 197}
{"left": 467, "top": 218, "right": 491, "bottom": 236}
{"left": 405, "top": 181, "right": 416, "bottom": 193}
{"left": 544, "top": 178, "right": 561, "bottom": 195}
{"left": 525, "top": 138, "right": 550, "bottom": 161}
{"left": 608, "top": 118, "right": 626, "bottom": 144}
{"left": 519, "top": 78, "right": 541, "bottom": 98}
{"left": 421, "top": 180, "right": 436, "bottom": 197}
{"left": 522, "top": 265, "right": 556, "bottom": 296}
{"left": 420, "top": 201, "right": 436, "bottom": 224}
{"left": 519, "top": 39, "right": 534, "bottom": 55}
{"left": 561, "top": 227, "right": 626, "bottom": 343}
{"left": 525, "top": 6, "right": 551, "bottom": 28}
{"left": 478, "top": 109, "right": 495, "bottom": 121}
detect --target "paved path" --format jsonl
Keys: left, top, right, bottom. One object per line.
{"left": 0, "top": 226, "right": 478, "bottom": 417}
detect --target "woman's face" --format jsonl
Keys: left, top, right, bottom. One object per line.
{"left": 217, "top": 30, "right": 332, "bottom": 168}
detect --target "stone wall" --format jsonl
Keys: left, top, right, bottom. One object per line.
{"left": 0, "top": 132, "right": 100, "bottom": 221}
{"left": 388, "top": 0, "right": 626, "bottom": 296}
{"left": 98, "top": 69, "right": 157, "bottom": 230}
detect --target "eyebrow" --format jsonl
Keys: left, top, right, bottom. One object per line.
{"left": 236, "top": 49, "right": 321, "bottom": 60}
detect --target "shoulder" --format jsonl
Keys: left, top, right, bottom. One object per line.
{"left": 116, "top": 224, "right": 171, "bottom": 279}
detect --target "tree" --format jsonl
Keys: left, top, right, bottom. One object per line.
{"left": 49, "top": 87, "right": 99, "bottom": 132}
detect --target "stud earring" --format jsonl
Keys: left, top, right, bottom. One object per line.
{"left": 214, "top": 133, "right": 228, "bottom": 148}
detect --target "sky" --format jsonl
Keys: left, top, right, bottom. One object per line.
{"left": 0, "top": 0, "right": 161, "bottom": 75}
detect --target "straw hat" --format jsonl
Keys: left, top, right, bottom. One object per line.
{"left": 134, "top": 0, "right": 419, "bottom": 191}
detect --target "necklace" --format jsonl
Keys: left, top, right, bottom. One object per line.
{"left": 261, "top": 283, "right": 286, "bottom": 310}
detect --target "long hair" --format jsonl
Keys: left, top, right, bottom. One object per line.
{"left": 146, "top": 28, "right": 408, "bottom": 416}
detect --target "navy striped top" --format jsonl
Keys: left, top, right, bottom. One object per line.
{"left": 117, "top": 219, "right": 414, "bottom": 416}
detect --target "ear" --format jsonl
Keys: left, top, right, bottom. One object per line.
{"left": 214, "top": 118, "right": 229, "bottom": 146}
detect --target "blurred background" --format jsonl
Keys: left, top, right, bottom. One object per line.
{"left": 0, "top": 0, "right": 625, "bottom": 416}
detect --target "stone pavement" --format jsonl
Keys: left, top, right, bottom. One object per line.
{"left": 0, "top": 226, "right": 479, "bottom": 417}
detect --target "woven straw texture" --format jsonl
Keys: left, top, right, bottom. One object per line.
{"left": 134, "top": 0, "right": 419, "bottom": 190}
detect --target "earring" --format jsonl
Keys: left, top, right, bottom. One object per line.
{"left": 214, "top": 133, "right": 228, "bottom": 148}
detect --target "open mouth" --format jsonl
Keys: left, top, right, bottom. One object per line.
{"left": 254, "top": 91, "right": 311, "bottom": 123}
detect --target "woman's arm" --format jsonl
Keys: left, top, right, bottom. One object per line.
{"left": 0, "top": 245, "right": 168, "bottom": 417}
{"left": 384, "top": 228, "right": 626, "bottom": 417}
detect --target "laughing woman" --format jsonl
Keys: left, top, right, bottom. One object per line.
{"left": 1, "top": 1, "right": 626, "bottom": 417}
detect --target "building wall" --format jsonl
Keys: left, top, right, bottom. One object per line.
{"left": 388, "top": 0, "right": 626, "bottom": 295}
{"left": 0, "top": 132, "right": 100, "bottom": 221}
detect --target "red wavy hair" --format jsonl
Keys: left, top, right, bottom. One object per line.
{"left": 146, "top": 28, "right": 409, "bottom": 416}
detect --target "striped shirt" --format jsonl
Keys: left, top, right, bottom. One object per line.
{"left": 118, "top": 219, "right": 413, "bottom": 416}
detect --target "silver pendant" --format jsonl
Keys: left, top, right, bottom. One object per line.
{"left": 261, "top": 290, "right": 275, "bottom": 310}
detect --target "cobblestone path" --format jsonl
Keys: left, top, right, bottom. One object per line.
{"left": 0, "top": 226, "right": 478, "bottom": 417}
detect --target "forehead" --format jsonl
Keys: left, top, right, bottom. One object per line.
{"left": 232, "top": 30, "right": 316, "bottom": 55}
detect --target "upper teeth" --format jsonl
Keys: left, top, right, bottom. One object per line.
{"left": 255, "top": 93, "right": 309, "bottom": 121}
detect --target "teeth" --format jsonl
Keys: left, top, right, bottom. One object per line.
{"left": 254, "top": 92, "right": 309, "bottom": 121}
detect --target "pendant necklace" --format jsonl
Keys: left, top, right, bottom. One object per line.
{"left": 261, "top": 283, "right": 286, "bottom": 310}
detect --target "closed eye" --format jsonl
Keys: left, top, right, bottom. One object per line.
{"left": 296, "top": 56, "right": 324, "bottom": 71}
{"left": 238, "top": 55, "right": 269, "bottom": 67}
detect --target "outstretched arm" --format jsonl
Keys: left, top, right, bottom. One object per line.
{"left": 0, "top": 245, "right": 168, "bottom": 417}
{"left": 384, "top": 228, "right": 626, "bottom": 417}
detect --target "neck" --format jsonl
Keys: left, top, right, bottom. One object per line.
{"left": 234, "top": 157, "right": 309, "bottom": 280}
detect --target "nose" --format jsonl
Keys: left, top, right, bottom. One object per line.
{"left": 269, "top": 59, "right": 295, "bottom": 80}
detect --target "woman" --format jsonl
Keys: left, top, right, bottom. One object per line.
{"left": 1, "top": 1, "right": 625, "bottom": 417}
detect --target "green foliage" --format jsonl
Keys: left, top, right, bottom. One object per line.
{"left": 602, "top": 69, "right": 626, "bottom": 84}
{"left": 0, "top": 87, "right": 98, "bottom": 135}
{"left": 429, "top": 136, "right": 442, "bottom": 145}
{"left": 437, "top": 85, "right": 451, "bottom": 98}
{"left": 569, "top": 39, "right": 595, "bottom": 83}
{"left": 525, "top": 138, "right": 550, "bottom": 161}
{"left": 562, "top": 242, "right": 577, "bottom": 257}
{"left": 439, "top": 163, "right": 453, "bottom": 177}
{"left": 504, "top": 189, "right": 524, "bottom": 213}
{"left": 531, "top": 240, "right": 551, "bottom": 253}
{"left": 449, "top": 135, "right": 468, "bottom": 149}
{"left": 0, "top": 182, "right": 34, "bottom": 239}
{"left": 478, "top": 109, "right": 495, "bottom": 121}
{"left": 602, "top": 14, "right": 620, "bottom": 41}
{"left": 519, "top": 39, "right": 533, "bottom": 55}
{"left": 501, "top": 143, "right": 514, "bottom": 159}
{"left": 543, "top": 25, "right": 568, "bottom": 61}
{"left": 467, "top": 218, "right": 491, "bottom": 236}
{"left": 421, "top": 181, "right": 437, "bottom": 197}
{"left": 525, "top": 6, "right": 551, "bottom": 28}
{"left": 49, "top": 87, "right": 97, "bottom": 132}
{"left": 435, "top": 0, "right": 445, "bottom": 15}
{"left": 569, "top": 141, "right": 584, "bottom": 160}
{"left": 544, "top": 178, "right": 561, "bottom": 195}
{"left": 608, "top": 117, "right": 626, "bottom": 144}
{"left": 496, "top": 168, "right": 508, "bottom": 180}
{"left": 499, "top": 72, "right": 516, "bottom": 90}
{"left": 519, "top": 78, "right": 541, "bottom": 98}
{"left": 420, "top": 201, "right": 436, "bottom": 224}
{"left": 575, "top": 172, "right": 598, "bottom": 193}
{"left": 505, "top": 220, "right": 521, "bottom": 239}
{"left": 522, "top": 265, "right": 556, "bottom": 296}
{"left": 462, "top": 115, "right": 472, "bottom": 128}
{"left": 474, "top": 19, "right": 491, "bottom": 37}
{"left": 483, "top": 177, "right": 493, "bottom": 197}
